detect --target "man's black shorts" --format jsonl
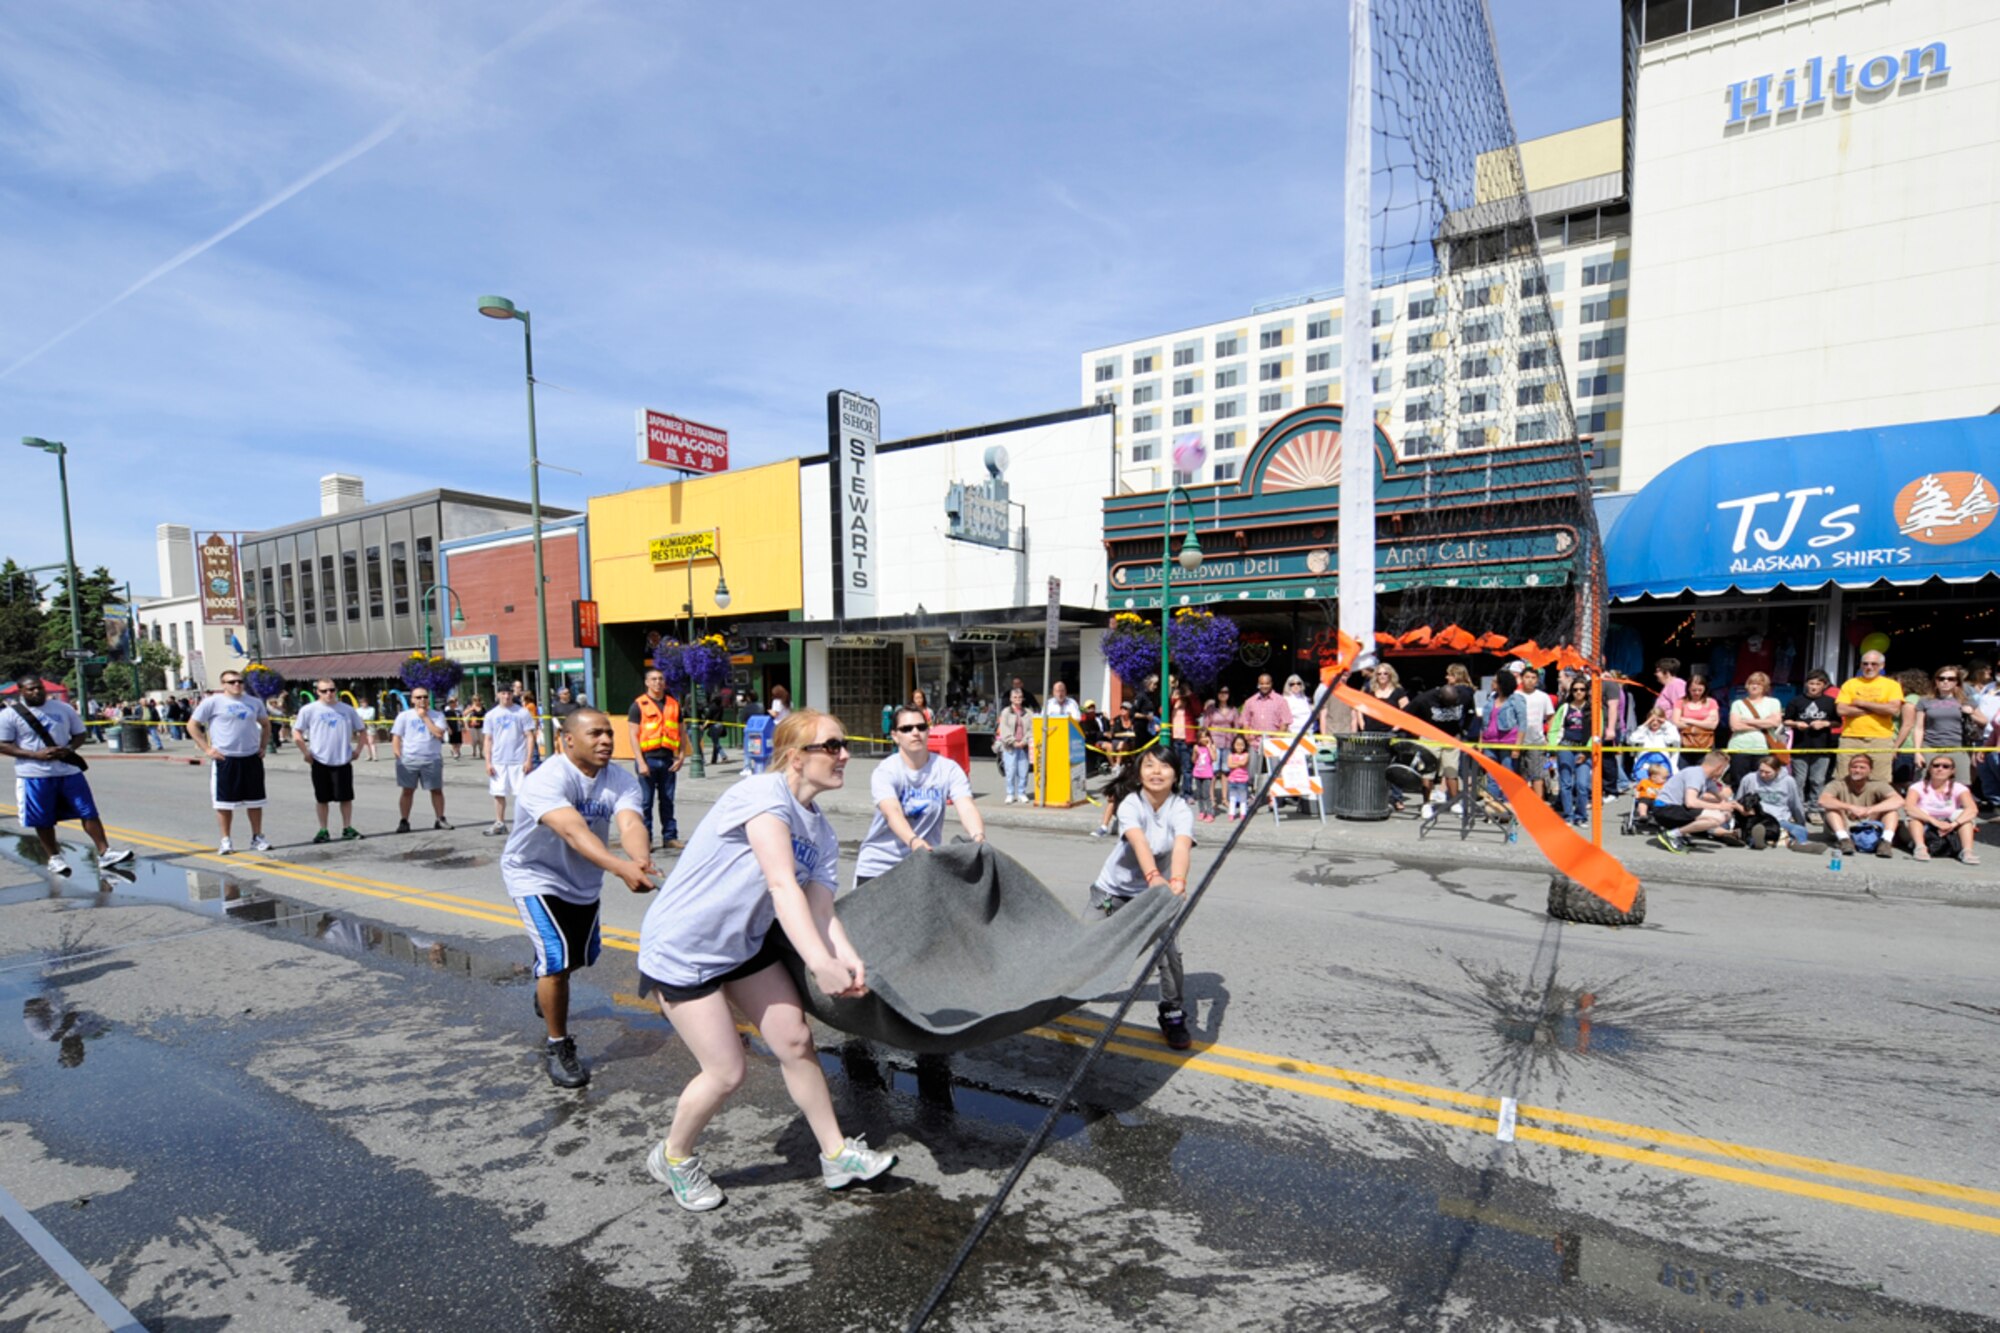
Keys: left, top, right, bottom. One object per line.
{"left": 1653, "top": 803, "right": 1700, "bottom": 830}
{"left": 210, "top": 754, "right": 268, "bottom": 808}
{"left": 310, "top": 759, "right": 355, "bottom": 805}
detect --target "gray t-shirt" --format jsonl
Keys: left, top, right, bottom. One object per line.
{"left": 1657, "top": 765, "right": 1719, "bottom": 808}
{"left": 392, "top": 709, "right": 446, "bottom": 762}
{"left": 1919, "top": 696, "right": 1965, "bottom": 748}
{"left": 192, "top": 693, "right": 268, "bottom": 757}
{"left": 0, "top": 700, "right": 86, "bottom": 778}
{"left": 501, "top": 755, "right": 646, "bottom": 905}
{"left": 484, "top": 704, "right": 536, "bottom": 766}
{"left": 296, "top": 700, "right": 364, "bottom": 766}
{"left": 854, "top": 753, "right": 974, "bottom": 881}
{"left": 637, "top": 773, "right": 839, "bottom": 988}
{"left": 1093, "top": 791, "right": 1196, "bottom": 900}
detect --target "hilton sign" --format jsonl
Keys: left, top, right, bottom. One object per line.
{"left": 1726, "top": 40, "right": 1948, "bottom": 126}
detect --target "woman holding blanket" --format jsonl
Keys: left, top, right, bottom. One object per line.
{"left": 1090, "top": 747, "right": 1197, "bottom": 1051}
{"left": 637, "top": 710, "right": 895, "bottom": 1213}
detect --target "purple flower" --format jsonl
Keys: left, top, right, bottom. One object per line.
{"left": 652, "top": 638, "right": 730, "bottom": 696}
{"left": 1167, "top": 612, "right": 1239, "bottom": 690}
{"left": 1103, "top": 620, "right": 1160, "bottom": 688}
{"left": 241, "top": 664, "right": 287, "bottom": 700}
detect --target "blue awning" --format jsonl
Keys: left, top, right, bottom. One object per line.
{"left": 1604, "top": 417, "right": 2000, "bottom": 600}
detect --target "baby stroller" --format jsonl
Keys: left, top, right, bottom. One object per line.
{"left": 1619, "top": 750, "right": 1671, "bottom": 837}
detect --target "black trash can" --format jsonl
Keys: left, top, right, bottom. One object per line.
{"left": 1316, "top": 744, "right": 1340, "bottom": 815}
{"left": 1333, "top": 733, "right": 1391, "bottom": 820}
{"left": 119, "top": 721, "right": 151, "bottom": 754}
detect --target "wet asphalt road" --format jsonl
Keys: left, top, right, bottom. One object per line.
{"left": 1, "top": 756, "right": 1997, "bottom": 1331}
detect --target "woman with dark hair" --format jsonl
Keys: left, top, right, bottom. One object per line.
{"left": 1089, "top": 746, "right": 1198, "bottom": 1049}
{"left": 1912, "top": 666, "right": 1979, "bottom": 788}
{"left": 1166, "top": 680, "right": 1201, "bottom": 800}
{"left": 1673, "top": 675, "right": 1719, "bottom": 754}
{"left": 1551, "top": 676, "right": 1599, "bottom": 826}
{"left": 637, "top": 708, "right": 894, "bottom": 1212}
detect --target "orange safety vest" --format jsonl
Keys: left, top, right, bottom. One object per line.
{"left": 633, "top": 693, "right": 681, "bottom": 752}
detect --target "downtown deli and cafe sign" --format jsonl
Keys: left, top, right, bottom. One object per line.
{"left": 635, "top": 409, "right": 729, "bottom": 474}
{"left": 198, "top": 533, "right": 245, "bottom": 625}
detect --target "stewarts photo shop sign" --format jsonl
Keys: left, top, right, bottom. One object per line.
{"left": 198, "top": 533, "right": 244, "bottom": 626}
{"left": 635, "top": 409, "right": 729, "bottom": 474}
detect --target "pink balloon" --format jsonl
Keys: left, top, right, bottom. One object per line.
{"left": 1172, "top": 433, "right": 1207, "bottom": 474}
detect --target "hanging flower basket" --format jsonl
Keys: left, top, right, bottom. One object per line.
{"left": 652, "top": 635, "right": 731, "bottom": 697}
{"left": 241, "top": 662, "right": 288, "bottom": 701}
{"left": 1167, "top": 608, "right": 1239, "bottom": 690}
{"left": 399, "top": 653, "right": 464, "bottom": 697}
{"left": 1102, "top": 612, "right": 1160, "bottom": 687}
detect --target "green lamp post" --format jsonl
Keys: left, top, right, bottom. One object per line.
{"left": 419, "top": 583, "right": 468, "bottom": 658}
{"left": 21, "top": 438, "right": 87, "bottom": 724}
{"left": 1158, "top": 485, "right": 1205, "bottom": 703}
{"left": 476, "top": 295, "right": 554, "bottom": 753}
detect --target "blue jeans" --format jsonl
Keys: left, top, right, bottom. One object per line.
{"left": 1170, "top": 739, "right": 1195, "bottom": 800}
{"left": 1556, "top": 749, "right": 1593, "bottom": 822}
{"left": 1001, "top": 746, "right": 1029, "bottom": 800}
{"left": 639, "top": 750, "right": 679, "bottom": 842}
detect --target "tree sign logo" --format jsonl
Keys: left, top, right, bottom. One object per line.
{"left": 1893, "top": 472, "right": 1996, "bottom": 546}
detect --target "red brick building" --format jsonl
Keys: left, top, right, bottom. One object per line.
{"left": 438, "top": 518, "right": 592, "bottom": 707}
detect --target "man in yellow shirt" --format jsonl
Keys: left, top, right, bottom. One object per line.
{"left": 1836, "top": 650, "right": 1903, "bottom": 768}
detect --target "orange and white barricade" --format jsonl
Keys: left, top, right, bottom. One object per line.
{"left": 1263, "top": 734, "right": 1325, "bottom": 825}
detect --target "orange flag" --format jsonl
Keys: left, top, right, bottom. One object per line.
{"left": 1317, "top": 660, "right": 1642, "bottom": 914}
{"left": 1474, "top": 632, "right": 1510, "bottom": 650}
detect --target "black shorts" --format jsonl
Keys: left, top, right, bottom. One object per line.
{"left": 516, "top": 894, "right": 602, "bottom": 978}
{"left": 310, "top": 759, "right": 355, "bottom": 804}
{"left": 642, "top": 923, "right": 797, "bottom": 1003}
{"left": 211, "top": 754, "right": 268, "bottom": 808}
{"left": 1653, "top": 804, "right": 1701, "bottom": 830}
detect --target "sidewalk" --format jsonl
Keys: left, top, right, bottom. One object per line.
{"left": 258, "top": 747, "right": 2000, "bottom": 906}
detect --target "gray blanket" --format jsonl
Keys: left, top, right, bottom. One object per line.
{"left": 784, "top": 842, "right": 1180, "bottom": 1053}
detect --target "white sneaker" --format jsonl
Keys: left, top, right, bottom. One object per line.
{"left": 250, "top": 835, "right": 273, "bottom": 853}
{"left": 48, "top": 857, "right": 72, "bottom": 878}
{"left": 98, "top": 848, "right": 133, "bottom": 867}
{"left": 820, "top": 1135, "right": 896, "bottom": 1190}
{"left": 1447, "top": 801, "right": 1465, "bottom": 815}
{"left": 218, "top": 837, "right": 234, "bottom": 855}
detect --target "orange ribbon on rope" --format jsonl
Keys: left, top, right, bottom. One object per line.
{"left": 1317, "top": 646, "right": 1641, "bottom": 914}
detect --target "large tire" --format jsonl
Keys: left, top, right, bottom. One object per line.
{"left": 1546, "top": 874, "right": 1646, "bottom": 927}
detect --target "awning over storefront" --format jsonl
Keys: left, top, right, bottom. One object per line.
{"left": 1605, "top": 417, "right": 2000, "bottom": 601}
{"left": 258, "top": 650, "right": 415, "bottom": 679}
{"left": 735, "top": 605, "right": 1103, "bottom": 638}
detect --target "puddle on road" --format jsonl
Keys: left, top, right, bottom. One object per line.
{"left": 1496, "top": 988, "right": 1636, "bottom": 1056}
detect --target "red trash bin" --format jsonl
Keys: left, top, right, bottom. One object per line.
{"left": 926, "top": 723, "right": 971, "bottom": 778}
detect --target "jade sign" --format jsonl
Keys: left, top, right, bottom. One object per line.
{"left": 1110, "top": 530, "right": 1573, "bottom": 591}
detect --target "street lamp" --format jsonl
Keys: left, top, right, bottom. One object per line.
{"left": 1159, "top": 485, "right": 1205, "bottom": 699}
{"left": 679, "top": 554, "right": 730, "bottom": 780}
{"left": 419, "top": 582, "right": 468, "bottom": 658}
{"left": 21, "top": 438, "right": 87, "bottom": 725}
{"left": 476, "top": 294, "right": 553, "bottom": 752}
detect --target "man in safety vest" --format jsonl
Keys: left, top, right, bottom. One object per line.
{"left": 627, "top": 667, "right": 686, "bottom": 850}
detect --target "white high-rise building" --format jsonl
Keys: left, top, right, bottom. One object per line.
{"left": 1081, "top": 119, "right": 1629, "bottom": 491}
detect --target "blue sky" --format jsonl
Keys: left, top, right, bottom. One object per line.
{"left": 2, "top": 1, "right": 1619, "bottom": 594}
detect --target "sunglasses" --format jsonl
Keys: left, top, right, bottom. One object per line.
{"left": 1938, "top": 675, "right": 1960, "bottom": 682}
{"left": 1931, "top": 761, "right": 1954, "bottom": 769}
{"left": 317, "top": 687, "right": 336, "bottom": 693}
{"left": 221, "top": 678, "right": 243, "bottom": 685}
{"left": 894, "top": 723, "right": 930, "bottom": 734}
{"left": 800, "top": 738, "right": 850, "bottom": 754}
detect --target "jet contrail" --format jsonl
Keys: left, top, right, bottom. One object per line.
{"left": 1, "top": 1, "right": 590, "bottom": 383}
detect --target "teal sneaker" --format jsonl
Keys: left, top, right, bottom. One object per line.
{"left": 312, "top": 829, "right": 331, "bottom": 844}
{"left": 647, "top": 1142, "right": 724, "bottom": 1212}
{"left": 341, "top": 826, "right": 364, "bottom": 841}
{"left": 820, "top": 1135, "right": 896, "bottom": 1190}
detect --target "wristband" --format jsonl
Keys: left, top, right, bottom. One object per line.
{"left": 1145, "top": 869, "right": 1165, "bottom": 885}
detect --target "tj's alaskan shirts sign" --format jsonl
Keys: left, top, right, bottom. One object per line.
{"left": 1603, "top": 418, "right": 1999, "bottom": 598}
{"left": 828, "top": 390, "right": 879, "bottom": 620}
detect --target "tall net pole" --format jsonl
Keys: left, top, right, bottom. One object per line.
{"left": 1338, "top": 0, "right": 1376, "bottom": 654}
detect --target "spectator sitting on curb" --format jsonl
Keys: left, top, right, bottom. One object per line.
{"left": 1739, "top": 755, "right": 1811, "bottom": 851}
{"left": 1648, "top": 751, "right": 1745, "bottom": 855}
{"left": 1818, "top": 753, "right": 1903, "bottom": 860}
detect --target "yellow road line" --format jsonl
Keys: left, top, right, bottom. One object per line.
{"left": 1049, "top": 1015, "right": 2000, "bottom": 1212}
{"left": 15, "top": 807, "right": 1998, "bottom": 1235}
{"left": 1026, "top": 1027, "right": 2000, "bottom": 1237}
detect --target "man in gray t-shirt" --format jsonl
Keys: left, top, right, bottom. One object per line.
{"left": 295, "top": 678, "right": 367, "bottom": 843}
{"left": 852, "top": 705, "right": 984, "bottom": 887}
{"left": 502, "top": 708, "right": 656, "bottom": 1089}
{"left": 189, "top": 672, "right": 272, "bottom": 854}
{"left": 0, "top": 675, "right": 133, "bottom": 876}
{"left": 391, "top": 690, "right": 451, "bottom": 833}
